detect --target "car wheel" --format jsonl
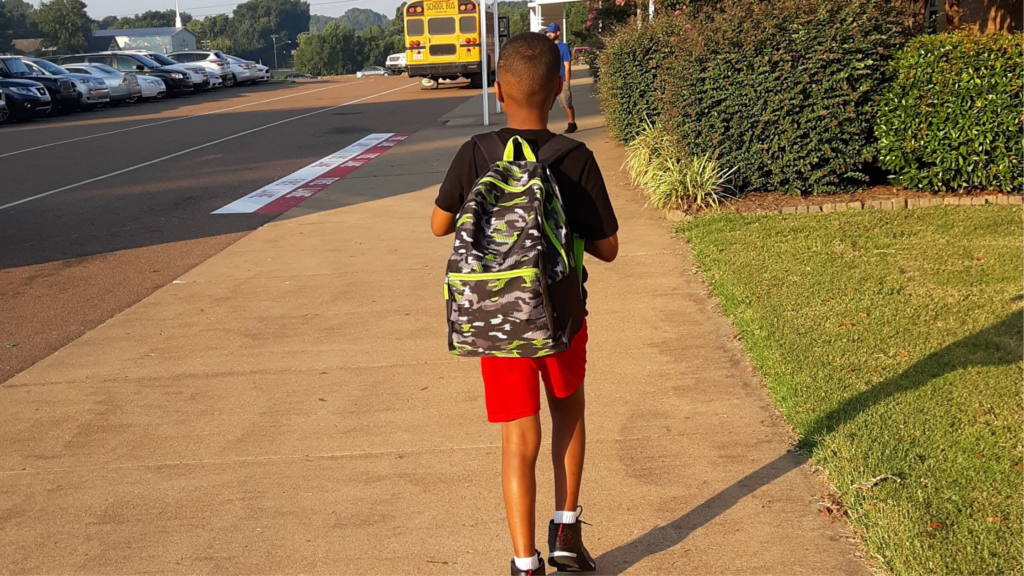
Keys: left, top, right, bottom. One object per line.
{"left": 223, "top": 74, "right": 236, "bottom": 88}
{"left": 0, "top": 106, "right": 9, "bottom": 124}
{"left": 125, "top": 95, "right": 138, "bottom": 104}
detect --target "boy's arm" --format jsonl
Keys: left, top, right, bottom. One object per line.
{"left": 585, "top": 234, "right": 618, "bottom": 263}
{"left": 432, "top": 140, "right": 477, "bottom": 237}
{"left": 431, "top": 206, "right": 457, "bottom": 237}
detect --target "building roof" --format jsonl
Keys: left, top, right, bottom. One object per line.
{"left": 12, "top": 38, "right": 43, "bottom": 55}
{"left": 94, "top": 27, "right": 195, "bottom": 38}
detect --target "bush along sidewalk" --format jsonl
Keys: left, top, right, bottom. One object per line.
{"left": 681, "top": 206, "right": 1024, "bottom": 575}
{"left": 876, "top": 32, "right": 1024, "bottom": 192}
{"left": 599, "top": 0, "right": 912, "bottom": 196}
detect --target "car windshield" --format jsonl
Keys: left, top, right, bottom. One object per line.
{"left": 129, "top": 54, "right": 161, "bottom": 68}
{"left": 31, "top": 59, "right": 70, "bottom": 75}
{"left": 89, "top": 64, "right": 119, "bottom": 74}
{"left": 1, "top": 58, "right": 33, "bottom": 76}
{"left": 146, "top": 53, "right": 177, "bottom": 66}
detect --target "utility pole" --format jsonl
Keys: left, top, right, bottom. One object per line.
{"left": 270, "top": 34, "right": 284, "bottom": 69}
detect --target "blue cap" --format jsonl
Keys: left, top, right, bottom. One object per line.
{"left": 545, "top": 22, "right": 560, "bottom": 33}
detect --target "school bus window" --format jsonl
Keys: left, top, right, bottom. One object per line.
{"left": 428, "top": 17, "right": 456, "bottom": 35}
{"left": 459, "top": 16, "right": 477, "bottom": 34}
{"left": 406, "top": 19, "right": 424, "bottom": 36}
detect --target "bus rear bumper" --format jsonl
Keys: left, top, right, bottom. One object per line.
{"left": 407, "top": 62, "right": 481, "bottom": 78}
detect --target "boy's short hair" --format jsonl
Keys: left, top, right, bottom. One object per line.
{"left": 497, "top": 32, "right": 560, "bottom": 109}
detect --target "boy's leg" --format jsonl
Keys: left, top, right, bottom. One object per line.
{"left": 547, "top": 382, "right": 586, "bottom": 512}
{"left": 501, "top": 414, "right": 543, "bottom": 559}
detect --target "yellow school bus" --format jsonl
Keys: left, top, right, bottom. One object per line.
{"left": 404, "top": 0, "right": 496, "bottom": 87}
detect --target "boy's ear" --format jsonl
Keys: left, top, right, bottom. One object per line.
{"left": 495, "top": 80, "right": 505, "bottom": 104}
{"left": 554, "top": 76, "right": 564, "bottom": 97}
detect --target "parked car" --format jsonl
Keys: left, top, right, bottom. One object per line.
{"left": 136, "top": 74, "right": 166, "bottom": 101}
{"left": 0, "top": 56, "right": 77, "bottom": 115}
{"left": 356, "top": 66, "right": 388, "bottom": 78}
{"left": 23, "top": 58, "right": 110, "bottom": 110}
{"left": 0, "top": 77, "right": 51, "bottom": 121}
{"left": 126, "top": 51, "right": 210, "bottom": 91}
{"left": 206, "top": 70, "right": 223, "bottom": 88}
{"left": 572, "top": 46, "right": 590, "bottom": 65}
{"left": 168, "top": 50, "right": 235, "bottom": 87}
{"left": 386, "top": 52, "right": 407, "bottom": 75}
{"left": 58, "top": 53, "right": 193, "bottom": 96}
{"left": 254, "top": 64, "right": 270, "bottom": 83}
{"left": 224, "top": 55, "right": 258, "bottom": 85}
{"left": 59, "top": 63, "right": 143, "bottom": 104}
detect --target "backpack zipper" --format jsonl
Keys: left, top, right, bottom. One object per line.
{"left": 448, "top": 268, "right": 540, "bottom": 281}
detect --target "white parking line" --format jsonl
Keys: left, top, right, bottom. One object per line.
{"left": 0, "top": 82, "right": 357, "bottom": 160}
{"left": 0, "top": 82, "right": 418, "bottom": 212}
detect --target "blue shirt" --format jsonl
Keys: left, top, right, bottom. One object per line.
{"left": 557, "top": 41, "right": 571, "bottom": 79}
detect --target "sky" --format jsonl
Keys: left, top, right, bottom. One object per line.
{"left": 55, "top": 0, "right": 406, "bottom": 20}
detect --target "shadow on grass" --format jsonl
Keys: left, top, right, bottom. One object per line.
{"left": 595, "top": 308, "right": 1023, "bottom": 575}
{"left": 800, "top": 307, "right": 1023, "bottom": 450}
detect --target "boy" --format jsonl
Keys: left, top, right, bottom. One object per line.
{"left": 430, "top": 33, "right": 619, "bottom": 575}
{"left": 544, "top": 23, "right": 578, "bottom": 134}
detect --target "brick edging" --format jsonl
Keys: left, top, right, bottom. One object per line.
{"left": 751, "top": 194, "right": 1021, "bottom": 215}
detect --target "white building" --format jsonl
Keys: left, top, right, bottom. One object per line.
{"left": 91, "top": 27, "right": 197, "bottom": 54}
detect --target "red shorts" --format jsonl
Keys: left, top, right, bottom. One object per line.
{"left": 480, "top": 321, "right": 588, "bottom": 423}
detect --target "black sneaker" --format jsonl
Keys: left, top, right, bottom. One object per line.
{"left": 564, "top": 123, "right": 578, "bottom": 134}
{"left": 510, "top": 551, "right": 546, "bottom": 575}
{"left": 547, "top": 510, "right": 596, "bottom": 572}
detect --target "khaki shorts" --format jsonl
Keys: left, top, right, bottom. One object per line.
{"left": 557, "top": 83, "right": 573, "bottom": 109}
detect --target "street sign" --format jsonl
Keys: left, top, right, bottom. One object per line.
{"left": 498, "top": 16, "right": 510, "bottom": 40}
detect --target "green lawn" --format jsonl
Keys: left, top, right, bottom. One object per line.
{"left": 680, "top": 206, "right": 1023, "bottom": 576}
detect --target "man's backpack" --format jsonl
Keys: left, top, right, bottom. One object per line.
{"left": 444, "top": 133, "right": 585, "bottom": 358}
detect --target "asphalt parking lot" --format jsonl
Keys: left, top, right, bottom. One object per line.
{"left": 0, "top": 76, "right": 475, "bottom": 383}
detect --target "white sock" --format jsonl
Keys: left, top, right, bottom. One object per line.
{"left": 554, "top": 510, "right": 578, "bottom": 524}
{"left": 513, "top": 554, "right": 540, "bottom": 571}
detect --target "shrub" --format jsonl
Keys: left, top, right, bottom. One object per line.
{"left": 624, "top": 121, "right": 737, "bottom": 211}
{"left": 876, "top": 32, "right": 1024, "bottom": 192}
{"left": 596, "top": 17, "right": 683, "bottom": 142}
{"left": 658, "top": 0, "right": 912, "bottom": 194}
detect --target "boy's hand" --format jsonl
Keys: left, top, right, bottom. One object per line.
{"left": 585, "top": 234, "right": 618, "bottom": 263}
{"left": 431, "top": 206, "right": 457, "bottom": 237}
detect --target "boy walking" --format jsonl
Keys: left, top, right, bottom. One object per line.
{"left": 545, "top": 23, "right": 578, "bottom": 134}
{"left": 430, "top": 33, "right": 618, "bottom": 575}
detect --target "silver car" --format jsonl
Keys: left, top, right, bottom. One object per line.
{"left": 168, "top": 50, "right": 235, "bottom": 87}
{"left": 224, "top": 55, "right": 258, "bottom": 85}
{"left": 23, "top": 58, "right": 110, "bottom": 109}
{"left": 356, "top": 66, "right": 388, "bottom": 78}
{"left": 59, "top": 63, "right": 142, "bottom": 103}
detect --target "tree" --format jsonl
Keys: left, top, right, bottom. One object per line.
{"left": 0, "top": 3, "right": 13, "bottom": 53}
{"left": 2, "top": 0, "right": 38, "bottom": 38}
{"left": 102, "top": 9, "right": 194, "bottom": 30}
{"left": 309, "top": 14, "right": 336, "bottom": 33}
{"left": 231, "top": 0, "right": 310, "bottom": 63}
{"left": 35, "top": 0, "right": 91, "bottom": 54}
{"left": 293, "top": 21, "right": 364, "bottom": 75}
{"left": 187, "top": 14, "right": 234, "bottom": 51}
{"left": 337, "top": 7, "right": 387, "bottom": 32}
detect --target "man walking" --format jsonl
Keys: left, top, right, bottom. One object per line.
{"left": 545, "top": 23, "right": 577, "bottom": 134}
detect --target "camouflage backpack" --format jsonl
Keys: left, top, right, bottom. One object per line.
{"left": 444, "top": 133, "right": 585, "bottom": 358}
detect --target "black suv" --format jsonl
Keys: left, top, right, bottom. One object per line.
{"left": 58, "top": 52, "right": 193, "bottom": 95}
{"left": 0, "top": 56, "right": 77, "bottom": 115}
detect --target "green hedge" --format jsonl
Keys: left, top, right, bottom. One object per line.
{"left": 659, "top": 0, "right": 910, "bottom": 194}
{"left": 596, "top": 18, "right": 682, "bottom": 142}
{"left": 876, "top": 32, "right": 1024, "bottom": 192}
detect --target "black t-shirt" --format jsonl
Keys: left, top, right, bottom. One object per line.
{"left": 435, "top": 128, "right": 618, "bottom": 307}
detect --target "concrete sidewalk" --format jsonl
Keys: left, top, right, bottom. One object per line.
{"left": 0, "top": 78, "right": 869, "bottom": 575}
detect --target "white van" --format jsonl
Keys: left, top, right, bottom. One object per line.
{"left": 386, "top": 52, "right": 407, "bottom": 75}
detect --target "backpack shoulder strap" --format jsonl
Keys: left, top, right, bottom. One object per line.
{"left": 471, "top": 132, "right": 505, "bottom": 165}
{"left": 538, "top": 135, "right": 583, "bottom": 166}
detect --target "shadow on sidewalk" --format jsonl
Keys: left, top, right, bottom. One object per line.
{"left": 594, "top": 451, "right": 804, "bottom": 575}
{"left": 595, "top": 307, "right": 1022, "bottom": 574}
